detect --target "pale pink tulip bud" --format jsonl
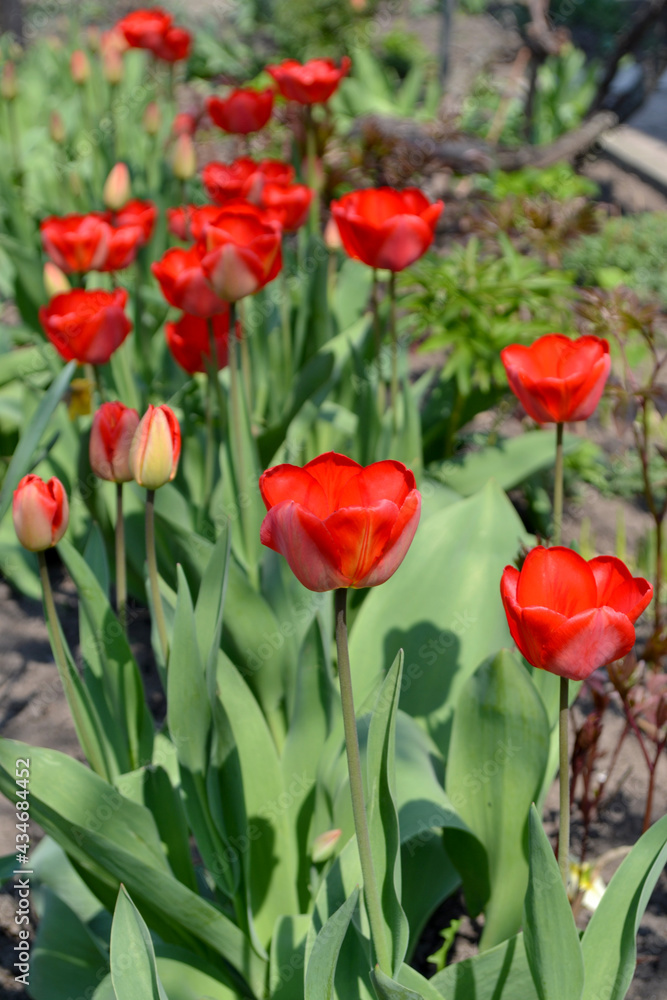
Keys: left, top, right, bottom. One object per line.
{"left": 1, "top": 62, "right": 17, "bottom": 101}
{"left": 90, "top": 401, "right": 140, "bottom": 483}
{"left": 70, "top": 50, "right": 91, "bottom": 85}
{"left": 130, "top": 404, "right": 181, "bottom": 489}
{"left": 49, "top": 110, "right": 66, "bottom": 144}
{"left": 172, "top": 132, "right": 196, "bottom": 180}
{"left": 312, "top": 829, "right": 342, "bottom": 863}
{"left": 103, "top": 162, "right": 131, "bottom": 211}
{"left": 324, "top": 216, "right": 342, "bottom": 251}
{"left": 103, "top": 46, "right": 124, "bottom": 85}
{"left": 13, "top": 475, "right": 69, "bottom": 552}
{"left": 143, "top": 101, "right": 161, "bottom": 136}
{"left": 43, "top": 262, "right": 71, "bottom": 298}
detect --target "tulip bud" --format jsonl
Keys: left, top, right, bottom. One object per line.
{"left": 90, "top": 401, "right": 140, "bottom": 482}
{"left": 172, "top": 112, "right": 197, "bottom": 137}
{"left": 13, "top": 474, "right": 69, "bottom": 552}
{"left": 1, "top": 62, "right": 17, "bottom": 101}
{"left": 70, "top": 50, "right": 91, "bottom": 85}
{"left": 102, "top": 46, "right": 124, "bottom": 86}
{"left": 172, "top": 132, "right": 196, "bottom": 180}
{"left": 103, "top": 162, "right": 131, "bottom": 211}
{"left": 143, "top": 101, "right": 161, "bottom": 136}
{"left": 49, "top": 110, "right": 66, "bottom": 144}
{"left": 323, "top": 216, "right": 341, "bottom": 251}
{"left": 130, "top": 404, "right": 181, "bottom": 490}
{"left": 311, "top": 829, "right": 342, "bottom": 863}
{"left": 43, "top": 262, "right": 71, "bottom": 298}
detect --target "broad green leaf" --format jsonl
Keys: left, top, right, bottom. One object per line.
{"left": 371, "top": 966, "right": 423, "bottom": 999}
{"left": 194, "top": 525, "right": 231, "bottom": 669}
{"left": 397, "top": 964, "right": 451, "bottom": 1000}
{"left": 0, "top": 344, "right": 50, "bottom": 388}
{"left": 431, "top": 431, "right": 580, "bottom": 497}
{"left": 305, "top": 889, "right": 360, "bottom": 1000}
{"left": 110, "top": 886, "right": 169, "bottom": 1000}
{"left": 430, "top": 932, "right": 538, "bottom": 1000}
{"left": 31, "top": 836, "right": 106, "bottom": 926}
{"left": 270, "top": 915, "right": 311, "bottom": 1000}
{"left": 30, "top": 889, "right": 109, "bottom": 1000}
{"left": 366, "top": 653, "right": 409, "bottom": 975}
{"left": 59, "top": 537, "right": 154, "bottom": 776}
{"left": 444, "top": 650, "right": 549, "bottom": 949}
{"left": 349, "top": 481, "right": 530, "bottom": 760}
{"left": 524, "top": 805, "right": 584, "bottom": 1000}
{"left": 581, "top": 812, "right": 667, "bottom": 1000}
{"left": 95, "top": 945, "right": 238, "bottom": 1000}
{"left": 0, "top": 360, "right": 75, "bottom": 523}
{"left": 168, "top": 565, "right": 211, "bottom": 775}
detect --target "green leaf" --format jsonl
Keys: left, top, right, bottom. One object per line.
{"left": 30, "top": 888, "right": 109, "bottom": 1000}
{"left": 270, "top": 915, "right": 311, "bottom": 1000}
{"left": 396, "top": 964, "right": 450, "bottom": 1000}
{"left": 444, "top": 650, "right": 550, "bottom": 949}
{"left": 431, "top": 431, "right": 580, "bottom": 497}
{"left": 168, "top": 565, "right": 211, "bottom": 775}
{"left": 305, "top": 888, "right": 360, "bottom": 1000}
{"left": 0, "top": 360, "right": 75, "bottom": 524}
{"left": 366, "top": 652, "right": 409, "bottom": 975}
{"left": 581, "top": 812, "right": 667, "bottom": 1000}
{"left": 430, "top": 932, "right": 538, "bottom": 999}
{"left": 524, "top": 805, "right": 584, "bottom": 1000}
{"left": 110, "top": 885, "right": 169, "bottom": 1000}
{"left": 349, "top": 482, "right": 530, "bottom": 760}
{"left": 371, "top": 965, "right": 423, "bottom": 1000}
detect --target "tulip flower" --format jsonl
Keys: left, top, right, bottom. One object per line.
{"left": 260, "top": 182, "right": 313, "bottom": 233}
{"left": 500, "top": 334, "right": 611, "bottom": 425}
{"left": 206, "top": 88, "right": 274, "bottom": 135}
{"left": 143, "top": 101, "right": 161, "bottom": 135}
{"left": 152, "top": 245, "right": 227, "bottom": 317}
{"left": 49, "top": 111, "right": 66, "bottom": 144}
{"left": 70, "top": 50, "right": 91, "bottom": 85}
{"left": 166, "top": 204, "right": 223, "bottom": 242}
{"left": 266, "top": 57, "right": 351, "bottom": 104}
{"left": 89, "top": 401, "right": 140, "bottom": 482}
{"left": 172, "top": 132, "right": 196, "bottom": 180}
{"left": 331, "top": 187, "right": 443, "bottom": 272}
{"left": 103, "top": 163, "right": 131, "bottom": 211}
{"left": 199, "top": 203, "right": 282, "bottom": 302}
{"left": 116, "top": 8, "right": 191, "bottom": 62}
{"left": 113, "top": 199, "right": 157, "bottom": 245}
{"left": 201, "top": 157, "right": 294, "bottom": 207}
{"left": 130, "top": 404, "right": 181, "bottom": 490}
{"left": 13, "top": 475, "right": 69, "bottom": 552}
{"left": 501, "top": 546, "right": 652, "bottom": 682}
{"left": 172, "top": 111, "right": 198, "bottom": 137}
{"left": 40, "top": 214, "right": 109, "bottom": 274}
{"left": 39, "top": 288, "right": 132, "bottom": 365}
{"left": 98, "top": 223, "right": 145, "bottom": 272}
{"left": 259, "top": 452, "right": 421, "bottom": 592}
{"left": 43, "top": 262, "right": 71, "bottom": 298}
{"left": 165, "top": 309, "right": 238, "bottom": 374}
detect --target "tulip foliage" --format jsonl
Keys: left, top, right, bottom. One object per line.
{"left": 0, "top": 11, "right": 665, "bottom": 1000}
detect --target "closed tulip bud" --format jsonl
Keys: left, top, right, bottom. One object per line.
{"left": 311, "top": 829, "right": 342, "bottom": 863}
{"left": 43, "top": 262, "right": 71, "bottom": 298}
{"left": 49, "top": 110, "right": 66, "bottom": 144}
{"left": 143, "top": 101, "right": 161, "bottom": 135}
{"left": 103, "top": 46, "right": 124, "bottom": 85}
{"left": 13, "top": 475, "right": 69, "bottom": 552}
{"left": 90, "top": 401, "right": 140, "bottom": 482}
{"left": 324, "top": 216, "right": 342, "bottom": 250}
{"left": 1, "top": 62, "right": 17, "bottom": 101}
{"left": 70, "top": 50, "right": 91, "bottom": 85}
{"left": 103, "top": 162, "right": 131, "bottom": 211}
{"left": 130, "top": 404, "right": 181, "bottom": 489}
{"left": 172, "top": 132, "right": 196, "bottom": 180}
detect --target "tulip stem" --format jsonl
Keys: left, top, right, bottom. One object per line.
{"left": 145, "top": 489, "right": 169, "bottom": 664}
{"left": 372, "top": 270, "right": 385, "bottom": 417}
{"left": 38, "top": 552, "right": 70, "bottom": 695}
{"left": 388, "top": 271, "right": 398, "bottom": 434}
{"left": 228, "top": 302, "right": 253, "bottom": 577}
{"left": 553, "top": 422, "right": 564, "bottom": 546}
{"left": 334, "top": 588, "right": 392, "bottom": 975}
{"left": 115, "top": 483, "right": 127, "bottom": 634}
{"left": 558, "top": 676, "right": 570, "bottom": 891}
{"left": 7, "top": 99, "right": 22, "bottom": 182}
{"left": 305, "top": 107, "right": 319, "bottom": 235}
{"left": 202, "top": 320, "right": 219, "bottom": 521}
{"left": 280, "top": 258, "right": 293, "bottom": 383}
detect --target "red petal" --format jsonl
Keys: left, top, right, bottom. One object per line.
{"left": 589, "top": 556, "right": 653, "bottom": 623}
{"left": 302, "top": 453, "right": 362, "bottom": 511}
{"left": 259, "top": 501, "right": 347, "bottom": 591}
{"left": 259, "top": 464, "right": 329, "bottom": 518}
{"left": 324, "top": 501, "right": 397, "bottom": 585}
{"left": 359, "top": 489, "right": 421, "bottom": 587}
{"left": 516, "top": 545, "right": 597, "bottom": 617}
{"left": 543, "top": 607, "right": 636, "bottom": 680}
{"left": 337, "top": 460, "right": 415, "bottom": 508}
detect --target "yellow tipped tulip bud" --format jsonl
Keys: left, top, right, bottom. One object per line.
{"left": 172, "top": 132, "right": 196, "bottom": 181}
{"left": 311, "top": 829, "right": 342, "bottom": 863}
{"left": 43, "top": 262, "right": 71, "bottom": 298}
{"left": 103, "top": 162, "right": 131, "bottom": 211}
{"left": 143, "top": 101, "right": 161, "bottom": 136}
{"left": 13, "top": 475, "right": 69, "bottom": 552}
{"left": 130, "top": 404, "right": 182, "bottom": 490}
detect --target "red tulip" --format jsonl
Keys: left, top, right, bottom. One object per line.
{"left": 201, "top": 157, "right": 294, "bottom": 206}
{"left": 165, "top": 309, "right": 238, "bottom": 374}
{"left": 207, "top": 88, "right": 274, "bottom": 135}
{"left": 259, "top": 452, "right": 421, "bottom": 592}
{"left": 90, "top": 401, "right": 140, "bottom": 482}
{"left": 331, "top": 187, "right": 443, "bottom": 272}
{"left": 113, "top": 199, "right": 157, "bottom": 245}
{"left": 199, "top": 203, "right": 282, "bottom": 302}
{"left": 266, "top": 57, "right": 351, "bottom": 104}
{"left": 501, "top": 546, "right": 652, "bottom": 681}
{"left": 116, "top": 8, "right": 190, "bottom": 61}
{"left": 260, "top": 182, "right": 313, "bottom": 233}
{"left": 98, "top": 222, "right": 145, "bottom": 272}
{"left": 151, "top": 245, "right": 227, "bottom": 317}
{"left": 172, "top": 111, "right": 198, "bottom": 137}
{"left": 39, "top": 288, "right": 132, "bottom": 365}
{"left": 40, "top": 214, "right": 109, "bottom": 274}
{"left": 166, "top": 204, "right": 223, "bottom": 242}
{"left": 13, "top": 475, "right": 69, "bottom": 552}
{"left": 500, "top": 335, "right": 611, "bottom": 425}
{"left": 130, "top": 404, "right": 181, "bottom": 489}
